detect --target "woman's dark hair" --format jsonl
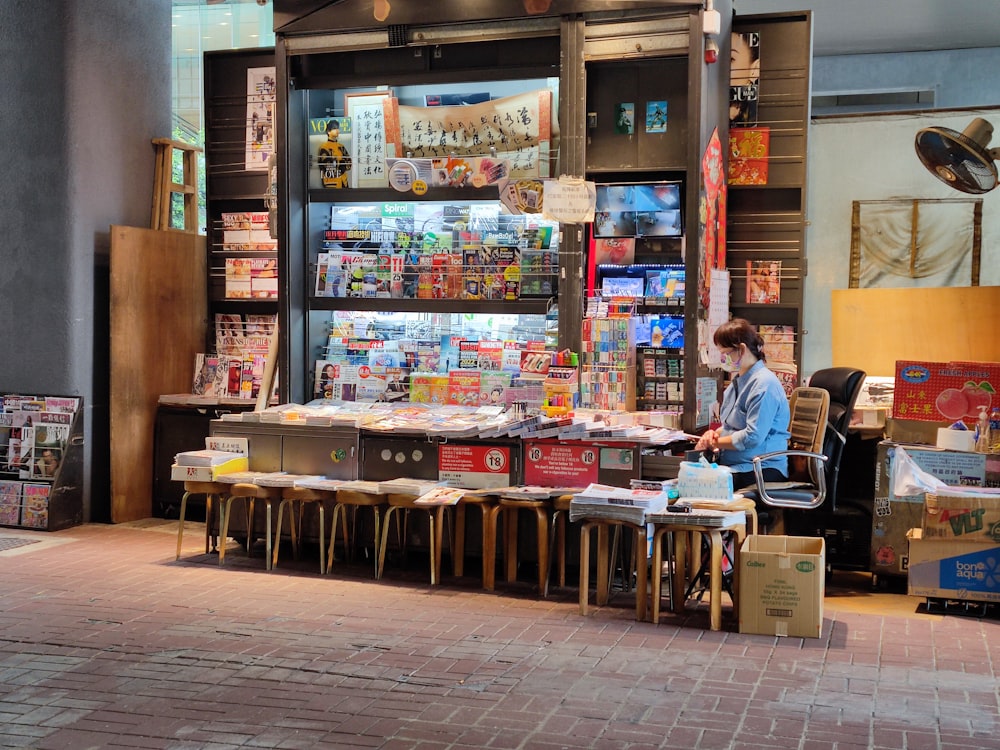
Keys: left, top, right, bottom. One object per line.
{"left": 713, "top": 318, "right": 766, "bottom": 362}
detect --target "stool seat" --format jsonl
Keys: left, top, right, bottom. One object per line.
{"left": 273, "top": 486, "right": 336, "bottom": 574}
{"left": 176, "top": 480, "right": 229, "bottom": 560}
{"left": 220, "top": 483, "right": 283, "bottom": 569}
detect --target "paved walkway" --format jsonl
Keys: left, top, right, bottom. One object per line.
{"left": 0, "top": 521, "right": 998, "bottom": 749}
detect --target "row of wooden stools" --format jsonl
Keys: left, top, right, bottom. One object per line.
{"left": 175, "top": 480, "right": 576, "bottom": 592}
{"left": 176, "top": 481, "right": 754, "bottom": 629}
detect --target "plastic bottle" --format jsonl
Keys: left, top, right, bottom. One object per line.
{"left": 990, "top": 405, "right": 1000, "bottom": 453}
{"left": 976, "top": 406, "right": 991, "bottom": 453}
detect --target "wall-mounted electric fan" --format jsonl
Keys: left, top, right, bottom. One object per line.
{"left": 914, "top": 117, "right": 999, "bottom": 194}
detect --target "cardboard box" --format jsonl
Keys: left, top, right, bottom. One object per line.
{"left": 170, "top": 456, "right": 248, "bottom": 482}
{"left": 892, "top": 360, "right": 1000, "bottom": 426}
{"left": 907, "top": 528, "right": 1000, "bottom": 604}
{"left": 922, "top": 491, "right": 1000, "bottom": 544}
{"left": 738, "top": 535, "right": 825, "bottom": 638}
{"left": 871, "top": 442, "right": 986, "bottom": 577}
{"left": 885, "top": 417, "right": 945, "bottom": 446}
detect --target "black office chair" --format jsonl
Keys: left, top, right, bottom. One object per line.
{"left": 745, "top": 367, "right": 866, "bottom": 518}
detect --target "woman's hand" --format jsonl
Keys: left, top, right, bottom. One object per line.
{"left": 695, "top": 429, "right": 719, "bottom": 451}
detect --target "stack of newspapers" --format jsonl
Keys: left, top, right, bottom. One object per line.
{"left": 568, "top": 483, "right": 670, "bottom": 525}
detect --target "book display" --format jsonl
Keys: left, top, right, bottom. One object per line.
{"left": 0, "top": 393, "right": 83, "bottom": 530}
{"left": 204, "top": 49, "right": 279, "bottom": 365}
{"left": 725, "top": 15, "right": 811, "bottom": 378}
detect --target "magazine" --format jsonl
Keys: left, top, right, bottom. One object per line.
{"left": 746, "top": 260, "right": 780, "bottom": 304}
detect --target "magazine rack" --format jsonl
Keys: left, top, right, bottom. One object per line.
{"left": 0, "top": 394, "right": 84, "bottom": 531}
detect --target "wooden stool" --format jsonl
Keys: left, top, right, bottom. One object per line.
{"left": 151, "top": 137, "right": 202, "bottom": 232}
{"left": 273, "top": 486, "right": 337, "bottom": 575}
{"left": 578, "top": 519, "right": 648, "bottom": 621}
{"left": 649, "top": 518, "right": 747, "bottom": 632}
{"left": 497, "top": 496, "right": 552, "bottom": 595}
{"left": 218, "top": 482, "right": 282, "bottom": 569}
{"left": 328, "top": 489, "right": 387, "bottom": 577}
{"left": 175, "top": 480, "right": 228, "bottom": 560}
{"left": 544, "top": 494, "right": 575, "bottom": 596}
{"left": 453, "top": 493, "right": 500, "bottom": 589}
{"left": 378, "top": 493, "right": 451, "bottom": 585}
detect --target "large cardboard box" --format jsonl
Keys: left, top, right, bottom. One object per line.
{"left": 871, "top": 442, "right": 986, "bottom": 578}
{"left": 892, "top": 360, "right": 1000, "bottom": 426}
{"left": 922, "top": 491, "right": 1000, "bottom": 545}
{"left": 739, "top": 535, "right": 825, "bottom": 638}
{"left": 907, "top": 528, "right": 1000, "bottom": 604}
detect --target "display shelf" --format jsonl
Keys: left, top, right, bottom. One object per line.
{"left": 273, "top": 1, "right": 733, "bottom": 407}
{"left": 309, "top": 298, "right": 551, "bottom": 314}
{"left": 0, "top": 394, "right": 84, "bottom": 531}
{"left": 726, "top": 13, "right": 811, "bottom": 380}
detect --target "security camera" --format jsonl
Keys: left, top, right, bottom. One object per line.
{"left": 256, "top": 0, "right": 267, "bottom": 6}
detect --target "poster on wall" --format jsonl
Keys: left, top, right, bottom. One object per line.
{"left": 245, "top": 67, "right": 276, "bottom": 171}
{"left": 697, "top": 128, "right": 726, "bottom": 313}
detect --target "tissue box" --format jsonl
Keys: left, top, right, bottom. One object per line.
{"left": 677, "top": 460, "right": 733, "bottom": 500}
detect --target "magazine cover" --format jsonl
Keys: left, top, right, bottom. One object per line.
{"left": 730, "top": 31, "right": 760, "bottom": 127}
{"left": 759, "top": 324, "right": 796, "bottom": 363}
{"left": 746, "top": 260, "right": 781, "bottom": 304}
{"left": 0, "top": 480, "right": 21, "bottom": 526}
{"left": 308, "top": 116, "right": 353, "bottom": 190}
{"left": 20, "top": 483, "right": 49, "bottom": 529}
{"left": 245, "top": 66, "right": 276, "bottom": 171}
{"left": 728, "top": 127, "right": 770, "bottom": 185}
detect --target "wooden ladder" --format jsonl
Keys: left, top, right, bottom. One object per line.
{"left": 151, "top": 137, "right": 203, "bottom": 232}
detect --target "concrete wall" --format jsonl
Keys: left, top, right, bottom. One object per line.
{"left": 0, "top": 0, "right": 171, "bottom": 522}
{"left": 804, "top": 107, "right": 1000, "bottom": 378}
{"left": 814, "top": 48, "right": 1000, "bottom": 111}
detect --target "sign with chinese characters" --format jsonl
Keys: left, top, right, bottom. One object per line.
{"left": 388, "top": 89, "right": 555, "bottom": 179}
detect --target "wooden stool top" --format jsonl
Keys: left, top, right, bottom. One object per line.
{"left": 183, "top": 481, "right": 230, "bottom": 494}
{"left": 282, "top": 486, "right": 336, "bottom": 502}
{"left": 228, "top": 482, "right": 284, "bottom": 499}
{"left": 336, "top": 489, "right": 387, "bottom": 506}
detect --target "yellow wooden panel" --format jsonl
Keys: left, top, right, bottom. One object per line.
{"left": 110, "top": 226, "right": 206, "bottom": 523}
{"left": 832, "top": 287, "right": 1000, "bottom": 376}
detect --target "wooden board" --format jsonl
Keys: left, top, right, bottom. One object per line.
{"left": 832, "top": 287, "right": 1000, "bottom": 376}
{"left": 110, "top": 225, "right": 206, "bottom": 522}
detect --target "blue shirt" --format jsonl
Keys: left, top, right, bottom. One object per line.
{"left": 718, "top": 359, "right": 791, "bottom": 476}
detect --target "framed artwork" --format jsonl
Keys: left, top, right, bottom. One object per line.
{"left": 849, "top": 198, "right": 982, "bottom": 288}
{"left": 344, "top": 89, "right": 395, "bottom": 188}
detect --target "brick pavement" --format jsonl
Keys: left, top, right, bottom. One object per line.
{"left": 0, "top": 522, "right": 998, "bottom": 749}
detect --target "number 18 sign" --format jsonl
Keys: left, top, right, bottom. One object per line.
{"left": 438, "top": 443, "right": 511, "bottom": 489}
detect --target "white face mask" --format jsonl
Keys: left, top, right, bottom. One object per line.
{"left": 720, "top": 347, "right": 743, "bottom": 373}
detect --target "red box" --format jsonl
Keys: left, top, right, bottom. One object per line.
{"left": 893, "top": 360, "right": 1000, "bottom": 425}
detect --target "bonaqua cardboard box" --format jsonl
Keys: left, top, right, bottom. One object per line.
{"left": 907, "top": 528, "right": 1000, "bottom": 604}
{"left": 738, "top": 535, "right": 825, "bottom": 638}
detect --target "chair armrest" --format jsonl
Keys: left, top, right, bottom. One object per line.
{"left": 751, "top": 450, "right": 829, "bottom": 509}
